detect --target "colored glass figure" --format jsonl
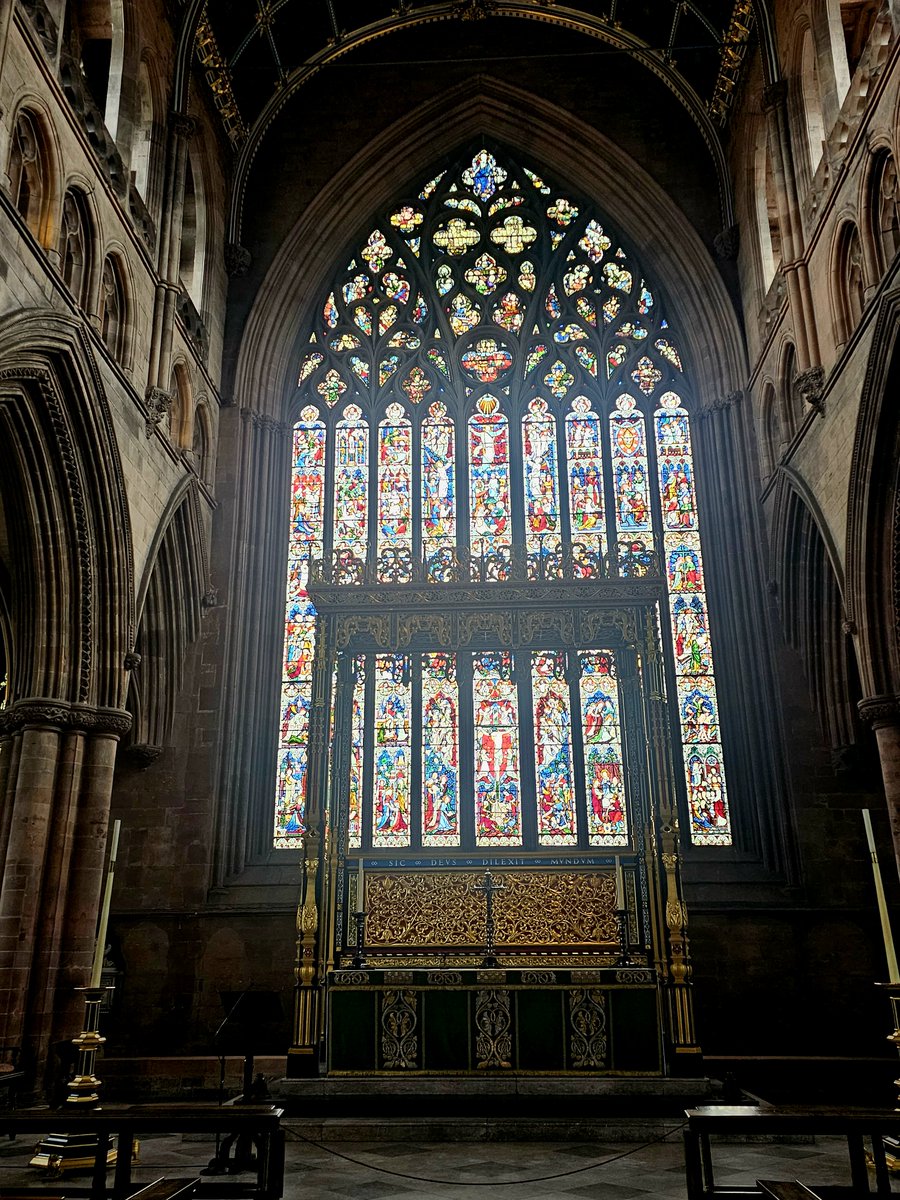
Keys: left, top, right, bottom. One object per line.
{"left": 436, "top": 264, "right": 454, "bottom": 295}
{"left": 525, "top": 344, "right": 549, "bottom": 374}
{"left": 564, "top": 264, "right": 592, "bottom": 295}
{"left": 610, "top": 394, "right": 654, "bottom": 573}
{"left": 361, "top": 229, "right": 393, "bottom": 272}
{"left": 422, "top": 401, "right": 456, "bottom": 578}
{"left": 606, "top": 344, "right": 628, "bottom": 378}
{"left": 532, "top": 651, "right": 577, "bottom": 845}
{"left": 544, "top": 360, "right": 574, "bottom": 399}
{"left": 472, "top": 650, "right": 522, "bottom": 846}
{"left": 579, "top": 651, "right": 628, "bottom": 845}
{"left": 330, "top": 333, "right": 360, "bottom": 352}
{"left": 274, "top": 411, "right": 326, "bottom": 848}
{"left": 490, "top": 195, "right": 523, "bottom": 215}
{"left": 631, "top": 356, "right": 663, "bottom": 395}
{"left": 578, "top": 220, "right": 611, "bottom": 262}
{"left": 655, "top": 338, "right": 683, "bottom": 369}
{"left": 383, "top": 272, "right": 410, "bottom": 303}
{"left": 492, "top": 292, "right": 525, "bottom": 333}
{"left": 372, "top": 654, "right": 411, "bottom": 847}
{"left": 523, "top": 166, "right": 550, "bottom": 193}
{"left": 434, "top": 217, "right": 480, "bottom": 256}
{"left": 604, "top": 262, "right": 632, "bottom": 292}
{"left": 324, "top": 293, "right": 339, "bottom": 328}
{"left": 444, "top": 196, "right": 482, "bottom": 216}
{"left": 422, "top": 652, "right": 460, "bottom": 846}
{"left": 638, "top": 283, "right": 654, "bottom": 313}
{"left": 575, "top": 296, "right": 597, "bottom": 326}
{"left": 318, "top": 368, "right": 347, "bottom": 408}
{"left": 347, "top": 656, "right": 366, "bottom": 849}
{"left": 426, "top": 346, "right": 450, "bottom": 377}
{"left": 348, "top": 356, "right": 369, "bottom": 385}
{"left": 377, "top": 403, "right": 413, "bottom": 583}
{"left": 554, "top": 322, "right": 587, "bottom": 343}
{"left": 343, "top": 274, "right": 371, "bottom": 304}
{"left": 490, "top": 215, "right": 537, "bottom": 254}
{"left": 391, "top": 205, "right": 423, "bottom": 233}
{"left": 419, "top": 172, "right": 445, "bottom": 200}
{"left": 522, "top": 398, "right": 562, "bottom": 579}
{"left": 545, "top": 284, "right": 561, "bottom": 320}
{"left": 446, "top": 292, "right": 480, "bottom": 337}
{"left": 566, "top": 396, "right": 607, "bottom": 578}
{"left": 548, "top": 198, "right": 579, "bottom": 226}
{"left": 353, "top": 307, "right": 373, "bottom": 336}
{"left": 402, "top": 366, "right": 431, "bottom": 404}
{"left": 461, "top": 337, "right": 513, "bottom": 382}
{"left": 387, "top": 330, "right": 421, "bottom": 350}
{"left": 465, "top": 253, "right": 507, "bottom": 295}
{"left": 518, "top": 261, "right": 536, "bottom": 291}
{"left": 333, "top": 403, "right": 369, "bottom": 578}
{"left": 468, "top": 396, "right": 512, "bottom": 580}
{"left": 464, "top": 149, "right": 507, "bottom": 201}
{"left": 298, "top": 350, "right": 323, "bottom": 383}
{"left": 654, "top": 393, "right": 730, "bottom": 844}
{"left": 602, "top": 296, "right": 621, "bottom": 324}
{"left": 412, "top": 294, "right": 428, "bottom": 323}
{"left": 379, "top": 356, "right": 400, "bottom": 386}
{"left": 379, "top": 304, "right": 398, "bottom": 336}
{"left": 574, "top": 346, "right": 598, "bottom": 377}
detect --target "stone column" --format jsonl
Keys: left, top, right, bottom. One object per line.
{"left": 859, "top": 695, "right": 900, "bottom": 879}
{"left": 0, "top": 702, "right": 129, "bottom": 1090}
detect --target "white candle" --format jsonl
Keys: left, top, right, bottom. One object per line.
{"left": 614, "top": 860, "right": 625, "bottom": 910}
{"left": 863, "top": 809, "right": 900, "bottom": 984}
{"left": 90, "top": 819, "right": 121, "bottom": 988}
{"left": 357, "top": 857, "right": 365, "bottom": 912}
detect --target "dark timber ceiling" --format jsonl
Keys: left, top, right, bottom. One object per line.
{"left": 196, "top": 0, "right": 755, "bottom": 147}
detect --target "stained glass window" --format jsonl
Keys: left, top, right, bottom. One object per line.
{"left": 277, "top": 145, "right": 733, "bottom": 851}
{"left": 372, "top": 654, "right": 411, "bottom": 847}
{"left": 473, "top": 651, "right": 522, "bottom": 846}
{"left": 468, "top": 396, "right": 512, "bottom": 581}
{"left": 532, "top": 651, "right": 577, "bottom": 845}
{"left": 421, "top": 401, "right": 456, "bottom": 580}
{"left": 655, "top": 393, "right": 730, "bottom": 844}
{"left": 346, "top": 656, "right": 366, "bottom": 849}
{"left": 377, "top": 402, "right": 413, "bottom": 583}
{"left": 579, "top": 651, "right": 628, "bottom": 846}
{"left": 274, "top": 408, "right": 325, "bottom": 848}
{"left": 333, "top": 403, "right": 369, "bottom": 582}
{"left": 422, "top": 653, "right": 460, "bottom": 847}
{"left": 522, "top": 399, "right": 562, "bottom": 580}
{"left": 566, "top": 396, "right": 606, "bottom": 578}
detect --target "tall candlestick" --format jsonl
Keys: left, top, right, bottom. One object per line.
{"left": 90, "top": 820, "right": 121, "bottom": 988}
{"left": 357, "top": 857, "right": 364, "bottom": 912}
{"left": 614, "top": 860, "right": 625, "bottom": 910}
{"left": 862, "top": 809, "right": 900, "bottom": 984}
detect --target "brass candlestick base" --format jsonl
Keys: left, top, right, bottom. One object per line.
{"left": 30, "top": 987, "right": 118, "bottom": 1173}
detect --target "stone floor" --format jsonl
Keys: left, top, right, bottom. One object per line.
{"left": 1, "top": 1124, "right": 895, "bottom": 1199}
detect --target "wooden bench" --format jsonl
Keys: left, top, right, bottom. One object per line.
{"left": 0, "top": 1047, "right": 24, "bottom": 1116}
{"left": 684, "top": 1105, "right": 900, "bottom": 1199}
{"left": 0, "top": 1105, "right": 284, "bottom": 1200}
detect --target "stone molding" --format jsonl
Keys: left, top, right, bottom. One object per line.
{"left": 127, "top": 742, "right": 164, "bottom": 768}
{"left": 0, "top": 700, "right": 132, "bottom": 736}
{"left": 225, "top": 243, "right": 252, "bottom": 277}
{"left": 240, "top": 408, "right": 289, "bottom": 437}
{"left": 858, "top": 694, "right": 900, "bottom": 728}
{"left": 171, "top": 111, "right": 198, "bottom": 140}
{"left": 145, "top": 386, "right": 172, "bottom": 437}
{"left": 714, "top": 224, "right": 739, "bottom": 260}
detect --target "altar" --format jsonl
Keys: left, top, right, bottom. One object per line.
{"left": 327, "top": 966, "right": 662, "bottom": 1075}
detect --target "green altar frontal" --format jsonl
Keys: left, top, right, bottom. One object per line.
{"left": 326, "top": 967, "right": 663, "bottom": 1075}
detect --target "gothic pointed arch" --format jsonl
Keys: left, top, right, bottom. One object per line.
{"left": 0, "top": 310, "right": 134, "bottom": 713}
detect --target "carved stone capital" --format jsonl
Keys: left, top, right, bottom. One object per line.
{"left": 124, "top": 651, "right": 142, "bottom": 670}
{"left": 793, "top": 366, "right": 826, "bottom": 416}
{"left": 0, "top": 700, "right": 132, "bottom": 737}
{"left": 701, "top": 390, "right": 743, "bottom": 419}
{"left": 127, "top": 742, "right": 164, "bottom": 769}
{"left": 714, "top": 224, "right": 739, "bottom": 260}
{"left": 171, "top": 111, "right": 198, "bottom": 140}
{"left": 225, "top": 242, "right": 252, "bottom": 277}
{"left": 240, "top": 407, "right": 288, "bottom": 437}
{"left": 859, "top": 694, "right": 900, "bottom": 729}
{"left": 202, "top": 586, "right": 219, "bottom": 609}
{"left": 762, "top": 79, "right": 788, "bottom": 112}
{"left": 145, "top": 386, "right": 172, "bottom": 437}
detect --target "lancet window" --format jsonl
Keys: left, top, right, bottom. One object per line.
{"left": 275, "top": 146, "right": 731, "bottom": 850}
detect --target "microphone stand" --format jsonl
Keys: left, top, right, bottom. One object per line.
{"left": 204, "top": 987, "right": 251, "bottom": 1175}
